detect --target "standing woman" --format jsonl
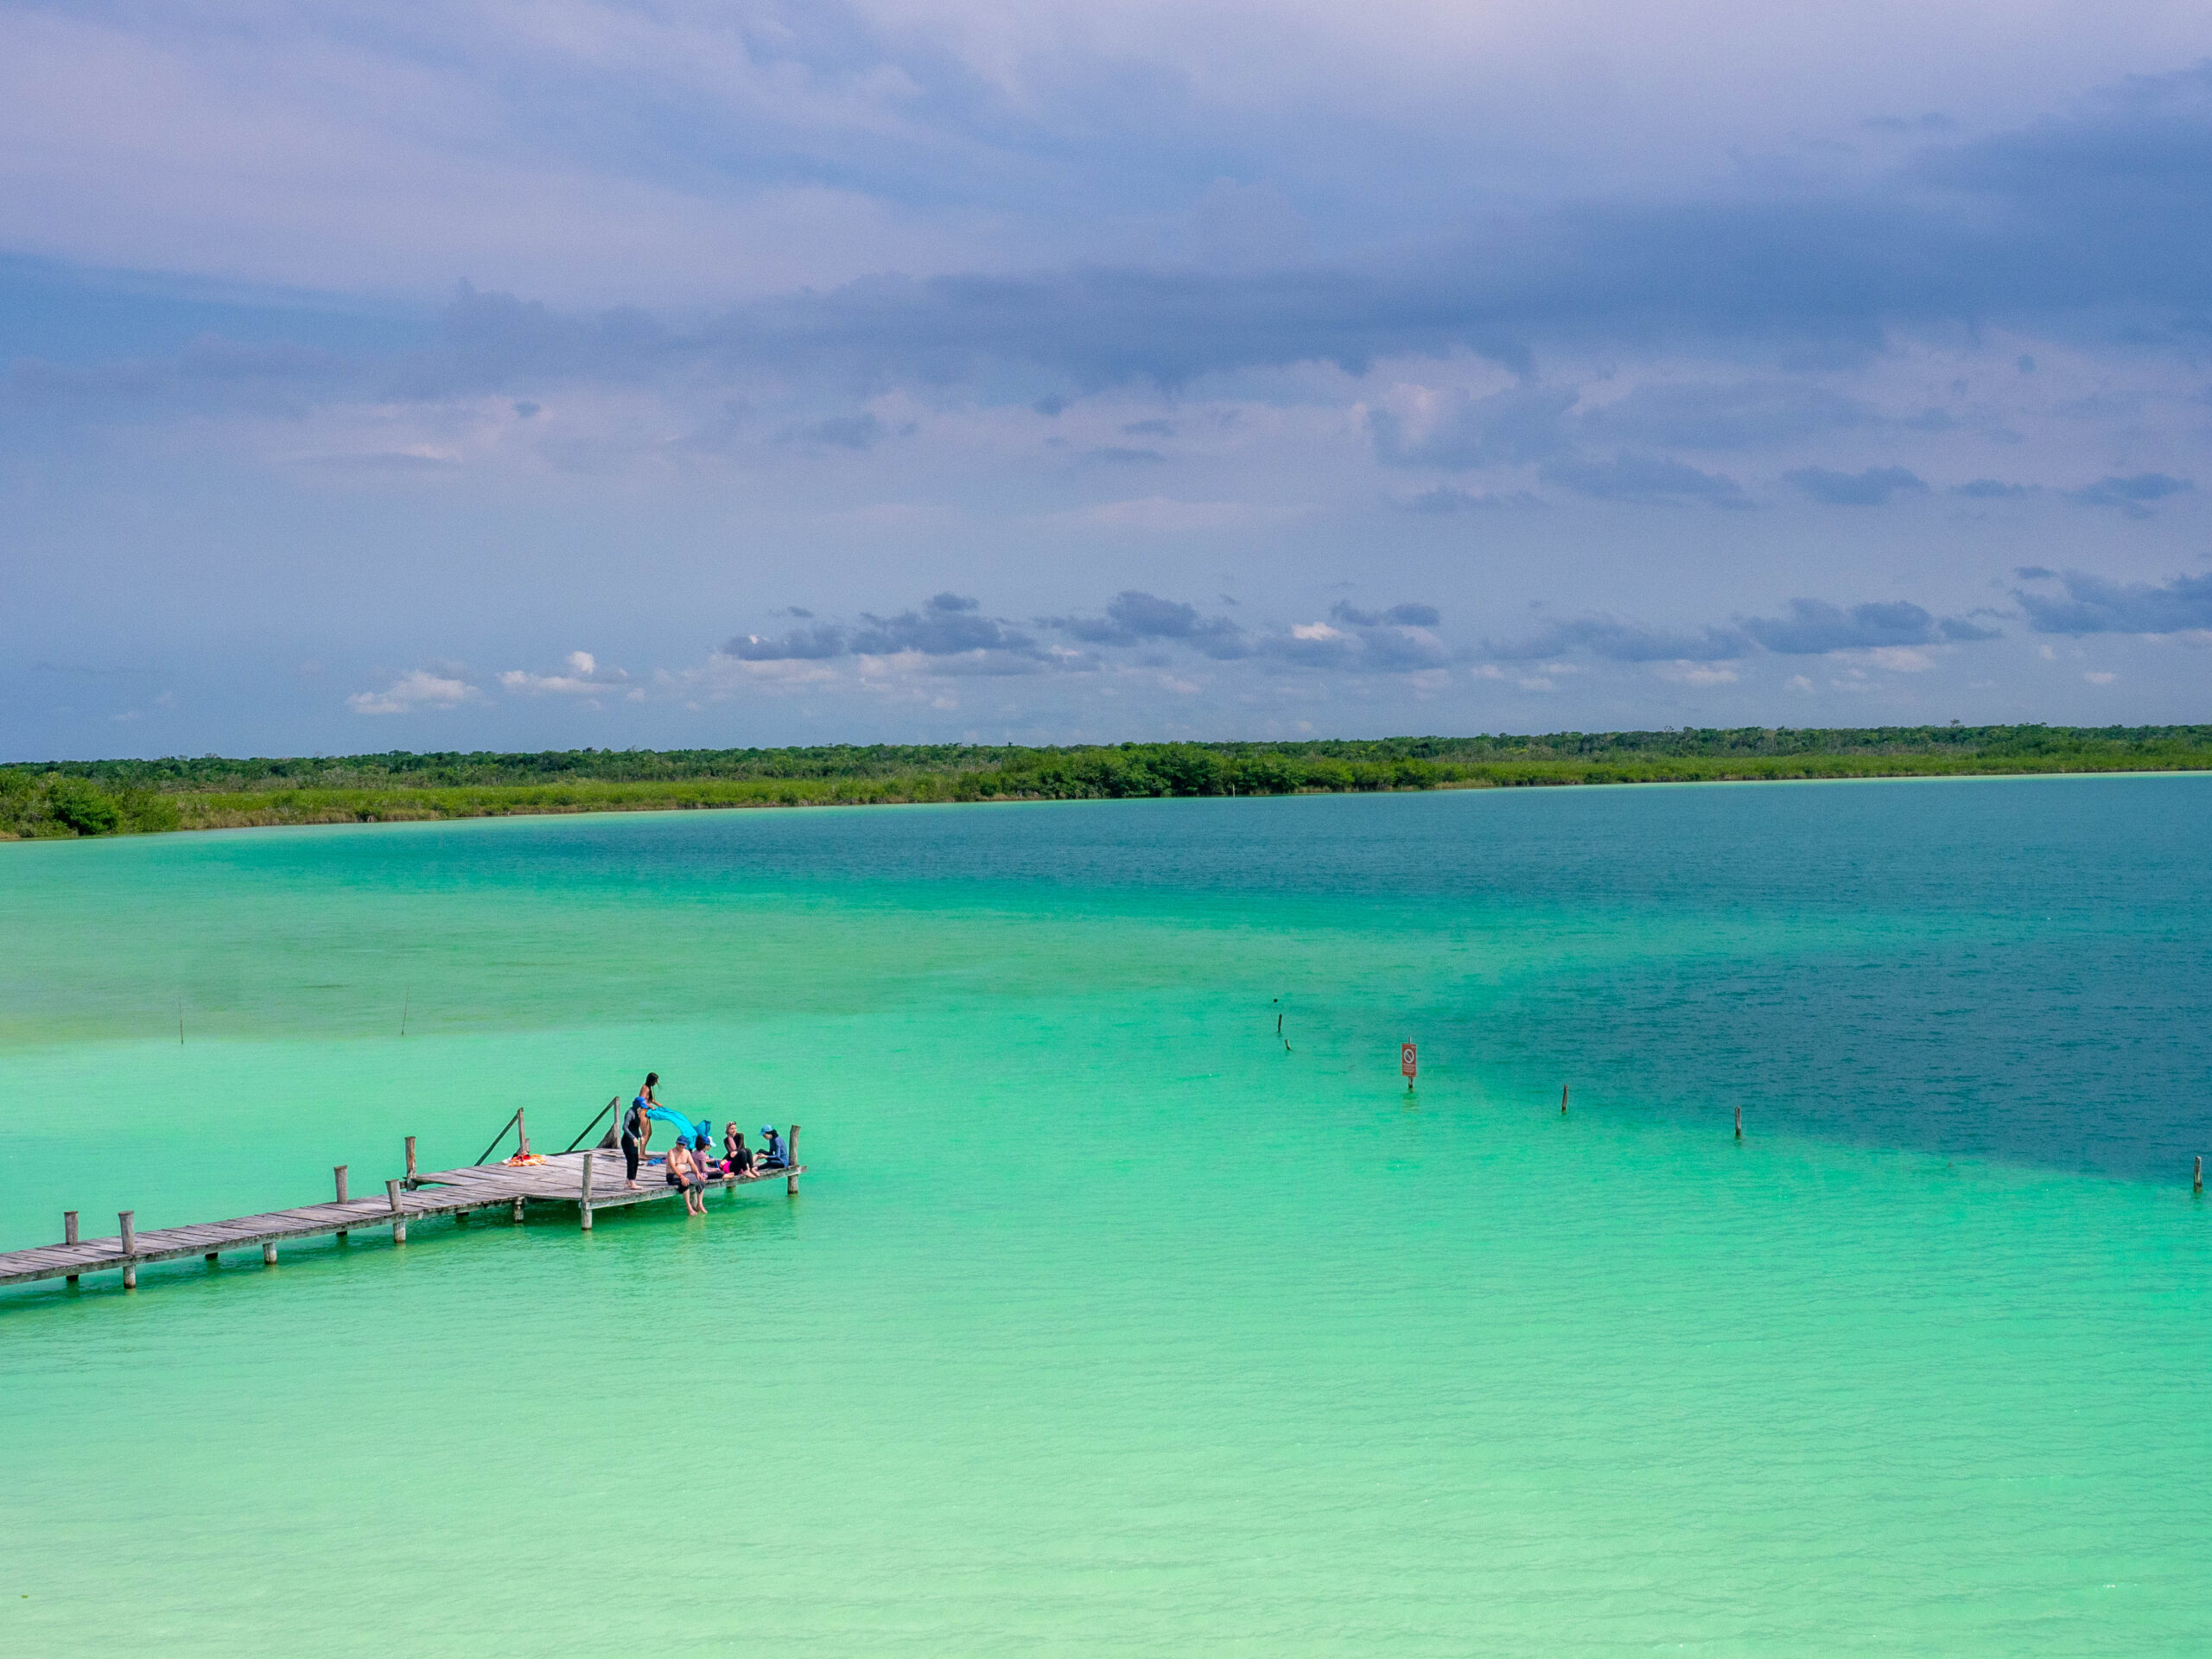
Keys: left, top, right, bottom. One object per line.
{"left": 621, "top": 1073, "right": 660, "bottom": 1191}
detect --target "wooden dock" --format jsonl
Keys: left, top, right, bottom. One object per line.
{"left": 1, "top": 1120, "right": 804, "bottom": 1294}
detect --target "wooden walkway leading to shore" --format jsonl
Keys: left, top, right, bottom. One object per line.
{"left": 0, "top": 1130, "right": 804, "bottom": 1293}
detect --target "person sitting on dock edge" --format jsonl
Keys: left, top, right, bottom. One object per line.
{"left": 760, "top": 1125, "right": 785, "bottom": 1168}
{"left": 664, "top": 1141, "right": 708, "bottom": 1215}
{"left": 723, "top": 1123, "right": 754, "bottom": 1179}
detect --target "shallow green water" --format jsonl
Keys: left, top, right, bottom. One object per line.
{"left": 3, "top": 781, "right": 2209, "bottom": 1654}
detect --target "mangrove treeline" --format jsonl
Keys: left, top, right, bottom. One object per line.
{"left": 3, "top": 724, "right": 2209, "bottom": 839}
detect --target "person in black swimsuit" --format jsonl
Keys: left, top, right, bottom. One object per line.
{"left": 723, "top": 1123, "right": 753, "bottom": 1179}
{"left": 620, "top": 1073, "right": 660, "bottom": 1190}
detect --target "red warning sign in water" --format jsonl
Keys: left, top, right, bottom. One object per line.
{"left": 1401, "top": 1042, "right": 1417, "bottom": 1079}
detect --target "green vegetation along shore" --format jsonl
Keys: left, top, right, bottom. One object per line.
{"left": 3, "top": 725, "right": 2208, "bottom": 840}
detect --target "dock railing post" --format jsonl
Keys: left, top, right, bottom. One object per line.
{"left": 786, "top": 1124, "right": 801, "bottom": 1195}
{"left": 517, "top": 1110, "right": 529, "bottom": 1157}
{"left": 64, "top": 1210, "right": 79, "bottom": 1285}
{"left": 335, "top": 1165, "right": 349, "bottom": 1240}
{"left": 119, "top": 1211, "right": 137, "bottom": 1290}
{"left": 580, "top": 1151, "right": 595, "bottom": 1231}
{"left": 388, "top": 1179, "right": 406, "bottom": 1245}
{"left": 404, "top": 1136, "right": 417, "bottom": 1185}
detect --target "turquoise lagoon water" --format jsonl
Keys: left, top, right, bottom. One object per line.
{"left": 2, "top": 777, "right": 2209, "bottom": 1654}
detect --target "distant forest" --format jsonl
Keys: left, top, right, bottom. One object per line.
{"left": 3, "top": 725, "right": 2208, "bottom": 839}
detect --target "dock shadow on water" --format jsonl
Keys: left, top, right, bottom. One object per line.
{"left": 3, "top": 779, "right": 2209, "bottom": 1656}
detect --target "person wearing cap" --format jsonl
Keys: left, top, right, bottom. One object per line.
{"left": 620, "top": 1074, "right": 660, "bottom": 1190}
{"left": 760, "top": 1125, "right": 785, "bottom": 1169}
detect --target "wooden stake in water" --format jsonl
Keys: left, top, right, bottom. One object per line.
{"left": 400, "top": 987, "right": 409, "bottom": 1038}
{"left": 178, "top": 998, "right": 184, "bottom": 1046}
{"left": 120, "top": 1211, "right": 137, "bottom": 1290}
{"left": 1560, "top": 1084, "right": 1569, "bottom": 1116}
{"left": 2196, "top": 1155, "right": 2203, "bottom": 1195}
{"left": 1736, "top": 1104, "right": 1743, "bottom": 1141}
{"left": 335, "top": 1166, "right": 349, "bottom": 1240}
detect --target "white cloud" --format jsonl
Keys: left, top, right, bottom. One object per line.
{"left": 2083, "top": 670, "right": 2117, "bottom": 683}
{"left": 1049, "top": 497, "right": 1277, "bottom": 531}
{"left": 1656, "top": 660, "right": 1740, "bottom": 685}
{"left": 346, "top": 669, "right": 482, "bottom": 715}
{"left": 1860, "top": 645, "right": 1935, "bottom": 672}
{"left": 499, "top": 651, "right": 636, "bottom": 696}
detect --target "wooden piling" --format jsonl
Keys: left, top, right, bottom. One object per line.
{"left": 1735, "top": 1104, "right": 1743, "bottom": 1140}
{"left": 2196, "top": 1154, "right": 2203, "bottom": 1195}
{"left": 335, "top": 1165, "right": 349, "bottom": 1239}
{"left": 517, "top": 1111, "right": 529, "bottom": 1157}
{"left": 388, "top": 1179, "right": 406, "bottom": 1244}
{"left": 205, "top": 1252, "right": 217, "bottom": 1264}
{"left": 580, "top": 1151, "right": 595, "bottom": 1231}
{"left": 64, "top": 1211, "right": 79, "bottom": 1284}
{"left": 1560, "top": 1084, "right": 1569, "bottom": 1116}
{"left": 787, "top": 1125, "right": 802, "bottom": 1195}
{"left": 120, "top": 1211, "right": 137, "bottom": 1289}
{"left": 404, "top": 1136, "right": 417, "bottom": 1184}
{"left": 263, "top": 1241, "right": 276, "bottom": 1265}
{"left": 512, "top": 1196, "right": 525, "bottom": 1224}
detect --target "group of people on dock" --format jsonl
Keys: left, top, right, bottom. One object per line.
{"left": 619, "top": 1072, "right": 788, "bottom": 1216}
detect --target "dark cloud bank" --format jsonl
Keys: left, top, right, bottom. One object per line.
{"left": 29, "top": 61, "right": 2210, "bottom": 419}
{"left": 417, "top": 64, "right": 2212, "bottom": 394}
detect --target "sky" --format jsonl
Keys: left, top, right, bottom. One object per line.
{"left": 3, "top": 0, "right": 2211, "bottom": 758}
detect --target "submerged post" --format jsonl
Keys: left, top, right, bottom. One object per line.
{"left": 786, "top": 1124, "right": 802, "bottom": 1195}
{"left": 263, "top": 1240, "right": 276, "bottom": 1265}
{"left": 1561, "top": 1084, "right": 1569, "bottom": 1116}
{"left": 580, "top": 1151, "right": 595, "bottom": 1231}
{"left": 388, "top": 1179, "right": 406, "bottom": 1244}
{"left": 2196, "top": 1155, "right": 2203, "bottom": 1195}
{"left": 119, "top": 1211, "right": 137, "bottom": 1290}
{"left": 1735, "top": 1104, "right": 1743, "bottom": 1141}
{"left": 64, "top": 1210, "right": 79, "bottom": 1285}
{"left": 404, "top": 1136, "right": 417, "bottom": 1184}
{"left": 512, "top": 1196, "right": 525, "bottom": 1224}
